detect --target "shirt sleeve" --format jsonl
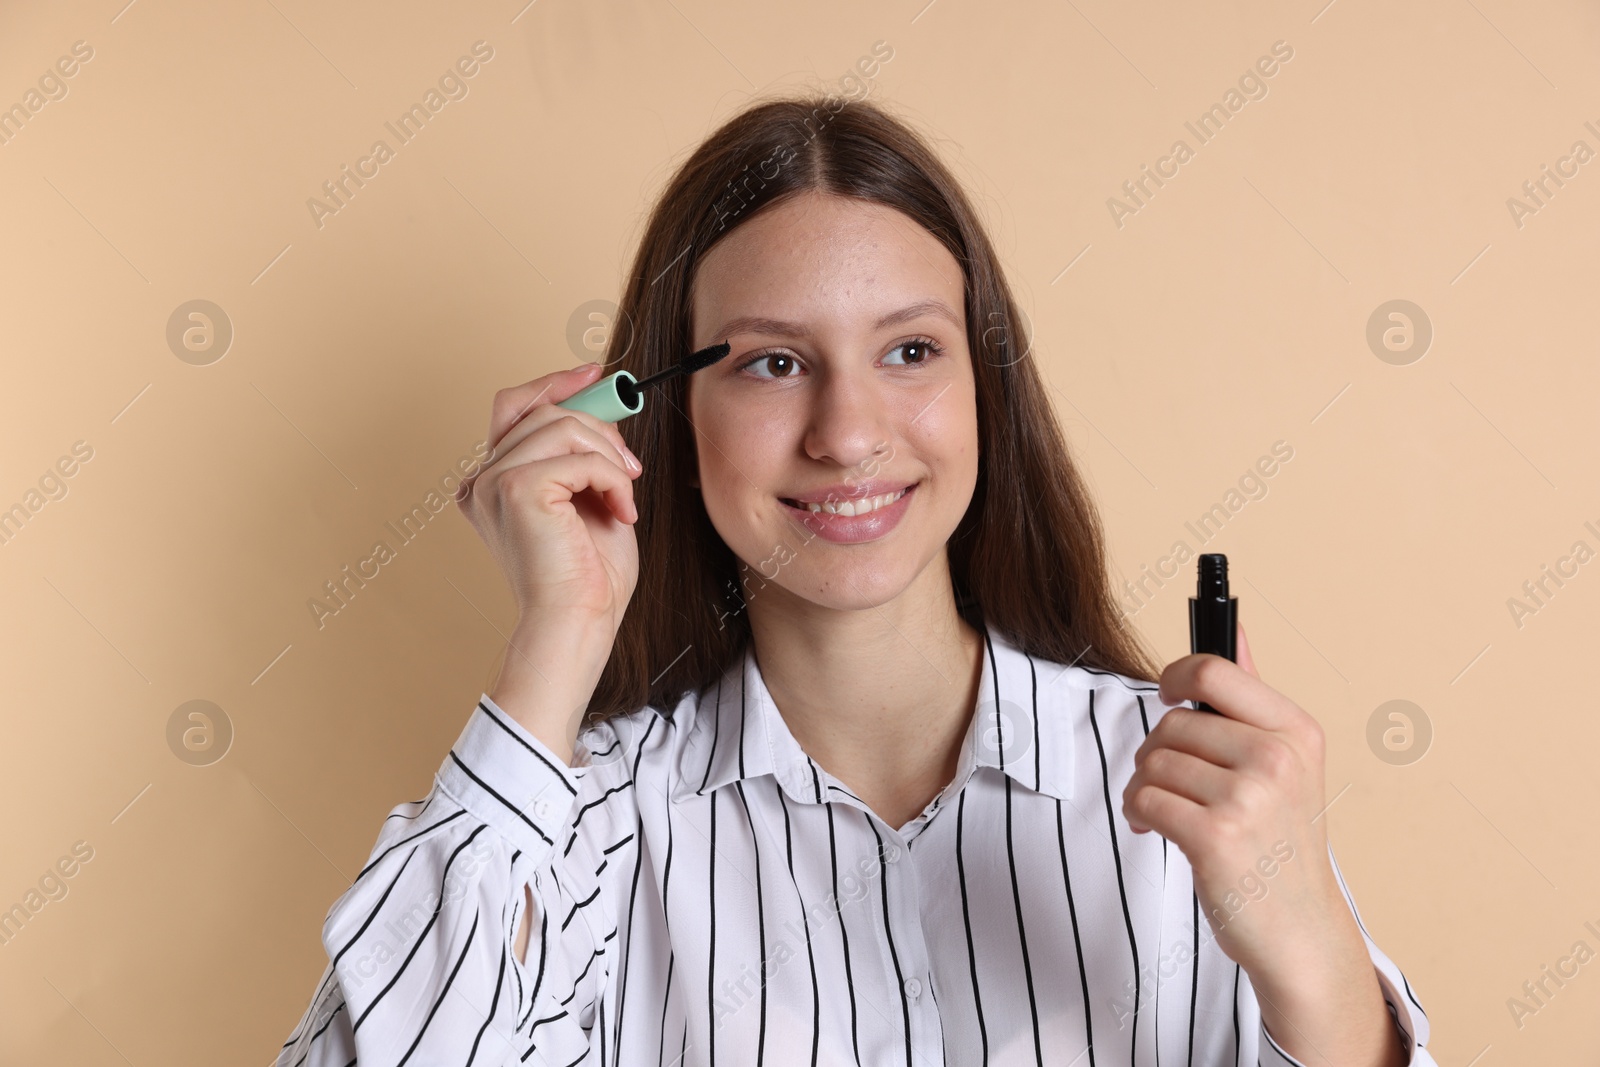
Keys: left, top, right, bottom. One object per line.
{"left": 1256, "top": 840, "right": 1438, "bottom": 1067}
{"left": 275, "top": 694, "right": 615, "bottom": 1067}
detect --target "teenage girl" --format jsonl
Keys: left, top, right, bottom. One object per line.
{"left": 277, "top": 94, "right": 1431, "bottom": 1067}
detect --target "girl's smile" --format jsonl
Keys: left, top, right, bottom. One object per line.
{"left": 778, "top": 479, "right": 918, "bottom": 544}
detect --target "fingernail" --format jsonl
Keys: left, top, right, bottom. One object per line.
{"left": 622, "top": 446, "right": 641, "bottom": 472}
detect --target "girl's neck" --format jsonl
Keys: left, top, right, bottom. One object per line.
{"left": 745, "top": 559, "right": 986, "bottom": 830}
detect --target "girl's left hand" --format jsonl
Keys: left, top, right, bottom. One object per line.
{"left": 1121, "top": 622, "right": 1348, "bottom": 979}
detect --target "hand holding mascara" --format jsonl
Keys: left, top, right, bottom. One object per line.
{"left": 1188, "top": 553, "right": 1237, "bottom": 713}
{"left": 448, "top": 338, "right": 736, "bottom": 760}
{"left": 1135, "top": 561, "right": 1364, "bottom": 998}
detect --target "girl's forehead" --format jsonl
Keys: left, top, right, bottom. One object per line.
{"left": 704, "top": 193, "right": 940, "bottom": 262}
{"left": 691, "top": 201, "right": 965, "bottom": 335}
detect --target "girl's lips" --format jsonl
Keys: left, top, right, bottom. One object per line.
{"left": 778, "top": 483, "right": 917, "bottom": 544}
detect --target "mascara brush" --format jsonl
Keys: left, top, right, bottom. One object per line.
{"left": 557, "top": 340, "right": 732, "bottom": 423}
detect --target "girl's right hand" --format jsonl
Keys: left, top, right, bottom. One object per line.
{"left": 456, "top": 362, "right": 645, "bottom": 645}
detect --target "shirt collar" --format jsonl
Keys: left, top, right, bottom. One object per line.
{"left": 670, "top": 622, "right": 1075, "bottom": 806}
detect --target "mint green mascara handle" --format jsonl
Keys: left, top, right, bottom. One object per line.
{"left": 557, "top": 370, "right": 643, "bottom": 423}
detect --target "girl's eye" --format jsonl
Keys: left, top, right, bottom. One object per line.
{"left": 739, "top": 351, "right": 803, "bottom": 379}
{"left": 882, "top": 337, "right": 945, "bottom": 366}
{"left": 736, "top": 337, "right": 945, "bottom": 378}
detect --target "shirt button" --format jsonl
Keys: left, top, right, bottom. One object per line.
{"left": 884, "top": 844, "right": 901, "bottom": 864}
{"left": 904, "top": 977, "right": 922, "bottom": 999}
{"left": 532, "top": 798, "right": 552, "bottom": 820}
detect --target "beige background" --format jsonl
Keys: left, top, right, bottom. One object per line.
{"left": 1, "top": 0, "right": 1596, "bottom": 1062}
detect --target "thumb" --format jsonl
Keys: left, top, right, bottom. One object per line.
{"left": 1235, "top": 620, "right": 1259, "bottom": 678}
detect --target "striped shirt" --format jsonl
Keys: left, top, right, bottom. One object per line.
{"left": 277, "top": 622, "right": 1435, "bottom": 1067}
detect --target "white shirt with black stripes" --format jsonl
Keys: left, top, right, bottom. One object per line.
{"left": 276, "top": 622, "right": 1436, "bottom": 1067}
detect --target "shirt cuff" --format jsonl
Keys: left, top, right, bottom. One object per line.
{"left": 1256, "top": 965, "right": 1436, "bottom": 1067}
{"left": 1372, "top": 958, "right": 1439, "bottom": 1065}
{"left": 1258, "top": 1016, "right": 1311, "bottom": 1067}
{"left": 434, "top": 694, "right": 586, "bottom": 858}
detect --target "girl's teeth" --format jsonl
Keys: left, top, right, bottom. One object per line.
{"left": 800, "top": 488, "right": 907, "bottom": 516}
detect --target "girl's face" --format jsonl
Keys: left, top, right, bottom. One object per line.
{"left": 686, "top": 191, "right": 979, "bottom": 614}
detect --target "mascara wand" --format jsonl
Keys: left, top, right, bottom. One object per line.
{"left": 558, "top": 340, "right": 732, "bottom": 423}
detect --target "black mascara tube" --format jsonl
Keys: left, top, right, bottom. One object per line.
{"left": 1187, "top": 553, "right": 1237, "bottom": 713}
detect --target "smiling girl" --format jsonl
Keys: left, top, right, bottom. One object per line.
{"left": 278, "top": 94, "right": 1433, "bottom": 1067}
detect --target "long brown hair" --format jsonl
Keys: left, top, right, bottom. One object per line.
{"left": 586, "top": 92, "right": 1162, "bottom": 726}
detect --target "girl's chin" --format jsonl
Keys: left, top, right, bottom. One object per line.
{"left": 736, "top": 559, "right": 927, "bottom": 614}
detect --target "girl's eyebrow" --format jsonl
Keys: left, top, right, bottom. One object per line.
{"left": 710, "top": 298, "right": 961, "bottom": 342}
